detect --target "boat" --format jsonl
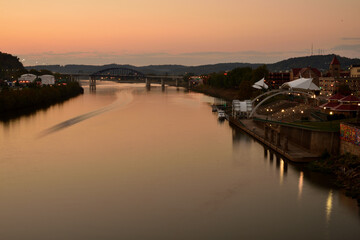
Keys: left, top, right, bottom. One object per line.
{"left": 218, "top": 110, "right": 226, "bottom": 120}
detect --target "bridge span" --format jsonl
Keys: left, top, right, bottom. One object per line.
{"left": 68, "top": 67, "right": 183, "bottom": 91}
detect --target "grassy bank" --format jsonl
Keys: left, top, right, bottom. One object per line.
{"left": 0, "top": 82, "right": 84, "bottom": 118}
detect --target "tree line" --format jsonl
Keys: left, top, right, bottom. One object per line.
{"left": 0, "top": 82, "right": 84, "bottom": 115}
{"left": 206, "top": 65, "right": 268, "bottom": 88}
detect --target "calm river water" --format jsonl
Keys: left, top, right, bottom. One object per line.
{"left": 0, "top": 81, "right": 359, "bottom": 239}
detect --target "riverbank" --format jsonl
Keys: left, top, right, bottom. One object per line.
{"left": 309, "top": 154, "right": 360, "bottom": 205}
{"left": 190, "top": 85, "right": 240, "bottom": 101}
{"left": 0, "top": 82, "right": 84, "bottom": 120}
{"left": 229, "top": 114, "right": 360, "bottom": 205}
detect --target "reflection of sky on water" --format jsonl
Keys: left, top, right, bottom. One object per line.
{"left": 1, "top": 82, "right": 360, "bottom": 239}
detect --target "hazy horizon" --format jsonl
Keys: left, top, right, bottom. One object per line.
{"left": 1, "top": 0, "right": 359, "bottom": 66}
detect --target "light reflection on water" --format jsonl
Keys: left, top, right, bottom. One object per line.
{"left": 298, "top": 171, "right": 304, "bottom": 200}
{"left": 0, "top": 82, "right": 359, "bottom": 240}
{"left": 326, "top": 190, "right": 334, "bottom": 224}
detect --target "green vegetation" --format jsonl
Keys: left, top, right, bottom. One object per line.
{"left": 0, "top": 82, "right": 84, "bottom": 116}
{"left": 309, "top": 153, "right": 360, "bottom": 204}
{"left": 203, "top": 65, "right": 269, "bottom": 100}
{"left": 0, "top": 51, "right": 84, "bottom": 119}
{"left": 0, "top": 52, "right": 26, "bottom": 82}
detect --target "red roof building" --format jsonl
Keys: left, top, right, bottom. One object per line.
{"left": 329, "top": 56, "right": 341, "bottom": 78}
{"left": 330, "top": 56, "right": 340, "bottom": 65}
{"left": 321, "top": 94, "right": 360, "bottom": 116}
{"left": 340, "top": 95, "right": 360, "bottom": 103}
{"left": 333, "top": 104, "right": 359, "bottom": 111}
{"left": 328, "top": 93, "right": 345, "bottom": 101}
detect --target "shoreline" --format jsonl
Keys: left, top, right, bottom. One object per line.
{"left": 192, "top": 84, "right": 360, "bottom": 205}
{"left": 0, "top": 82, "right": 84, "bottom": 121}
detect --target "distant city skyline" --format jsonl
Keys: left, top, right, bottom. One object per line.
{"left": 1, "top": 0, "right": 359, "bottom": 66}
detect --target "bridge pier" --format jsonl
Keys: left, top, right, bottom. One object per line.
{"left": 269, "top": 151, "right": 274, "bottom": 163}
{"left": 161, "top": 78, "right": 165, "bottom": 90}
{"left": 90, "top": 76, "right": 96, "bottom": 91}
{"left": 146, "top": 78, "right": 151, "bottom": 89}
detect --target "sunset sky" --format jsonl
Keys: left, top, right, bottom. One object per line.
{"left": 1, "top": 0, "right": 359, "bottom": 66}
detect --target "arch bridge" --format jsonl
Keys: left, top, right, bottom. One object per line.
{"left": 90, "top": 67, "right": 145, "bottom": 79}
{"left": 81, "top": 67, "right": 182, "bottom": 90}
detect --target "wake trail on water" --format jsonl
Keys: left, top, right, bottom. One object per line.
{"left": 37, "top": 90, "right": 134, "bottom": 138}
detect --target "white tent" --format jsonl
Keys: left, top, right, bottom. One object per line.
{"left": 252, "top": 77, "right": 268, "bottom": 89}
{"left": 40, "top": 75, "right": 55, "bottom": 85}
{"left": 281, "top": 77, "right": 320, "bottom": 91}
{"left": 18, "top": 74, "right": 37, "bottom": 83}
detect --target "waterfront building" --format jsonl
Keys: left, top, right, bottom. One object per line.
{"left": 18, "top": 73, "right": 36, "bottom": 84}
{"left": 320, "top": 94, "right": 360, "bottom": 117}
{"left": 39, "top": 75, "right": 55, "bottom": 85}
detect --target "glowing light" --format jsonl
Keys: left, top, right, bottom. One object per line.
{"left": 326, "top": 190, "right": 333, "bottom": 224}
{"left": 330, "top": 111, "right": 333, "bottom": 115}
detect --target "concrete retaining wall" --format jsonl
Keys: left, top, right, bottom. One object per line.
{"left": 254, "top": 120, "right": 339, "bottom": 155}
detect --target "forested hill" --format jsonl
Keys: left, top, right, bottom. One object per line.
{"left": 0, "top": 52, "right": 25, "bottom": 79}
{"left": 0, "top": 52, "right": 24, "bottom": 70}
{"left": 25, "top": 63, "right": 263, "bottom": 75}
{"left": 267, "top": 54, "right": 360, "bottom": 72}
{"left": 26, "top": 54, "right": 360, "bottom": 75}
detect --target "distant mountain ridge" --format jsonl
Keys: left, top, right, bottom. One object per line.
{"left": 25, "top": 54, "right": 360, "bottom": 75}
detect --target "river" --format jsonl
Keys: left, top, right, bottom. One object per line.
{"left": 0, "top": 81, "right": 359, "bottom": 239}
